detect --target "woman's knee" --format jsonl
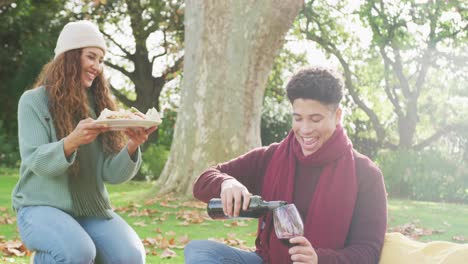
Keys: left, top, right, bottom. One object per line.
{"left": 52, "top": 242, "right": 96, "bottom": 264}
{"left": 104, "top": 244, "right": 145, "bottom": 264}
{"left": 184, "top": 240, "right": 222, "bottom": 260}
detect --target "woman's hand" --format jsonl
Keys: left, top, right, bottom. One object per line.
{"left": 289, "top": 236, "right": 318, "bottom": 264}
{"left": 220, "top": 179, "right": 251, "bottom": 217}
{"left": 64, "top": 118, "right": 109, "bottom": 157}
{"left": 125, "top": 126, "right": 158, "bottom": 156}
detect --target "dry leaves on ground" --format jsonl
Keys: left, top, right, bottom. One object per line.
{"left": 0, "top": 208, "right": 15, "bottom": 225}
{"left": 0, "top": 209, "right": 29, "bottom": 258}
{"left": 176, "top": 210, "right": 207, "bottom": 226}
{"left": 142, "top": 232, "right": 191, "bottom": 259}
{"left": 388, "top": 221, "right": 444, "bottom": 240}
{"left": 452, "top": 236, "right": 467, "bottom": 242}
{"left": 209, "top": 233, "right": 256, "bottom": 252}
{"left": 0, "top": 239, "right": 30, "bottom": 257}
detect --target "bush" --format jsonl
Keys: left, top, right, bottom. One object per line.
{"left": 376, "top": 149, "right": 468, "bottom": 203}
{"left": 141, "top": 144, "right": 170, "bottom": 181}
{"left": 261, "top": 97, "right": 291, "bottom": 146}
{"left": 157, "top": 108, "right": 177, "bottom": 149}
{"left": 0, "top": 121, "right": 20, "bottom": 167}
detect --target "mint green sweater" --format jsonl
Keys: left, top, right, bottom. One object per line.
{"left": 12, "top": 86, "right": 142, "bottom": 216}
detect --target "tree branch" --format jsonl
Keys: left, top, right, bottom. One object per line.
{"left": 383, "top": 141, "right": 398, "bottom": 151}
{"left": 369, "top": 1, "right": 411, "bottom": 98}
{"left": 383, "top": 61, "right": 404, "bottom": 117}
{"left": 101, "top": 31, "right": 133, "bottom": 59}
{"left": 109, "top": 84, "right": 135, "bottom": 107}
{"left": 390, "top": 48, "right": 412, "bottom": 98}
{"left": 413, "top": 123, "right": 465, "bottom": 151}
{"left": 106, "top": 50, "right": 131, "bottom": 62}
{"left": 413, "top": 4, "right": 438, "bottom": 98}
{"left": 301, "top": 3, "right": 388, "bottom": 144}
{"left": 126, "top": 0, "right": 151, "bottom": 42}
{"left": 413, "top": 47, "right": 433, "bottom": 98}
{"left": 434, "top": 50, "right": 468, "bottom": 67}
{"left": 161, "top": 55, "right": 184, "bottom": 80}
{"left": 105, "top": 61, "right": 135, "bottom": 81}
{"left": 303, "top": 29, "right": 387, "bottom": 145}
{"left": 151, "top": 30, "right": 168, "bottom": 65}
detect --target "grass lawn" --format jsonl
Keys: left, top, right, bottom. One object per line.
{"left": 1, "top": 166, "right": 467, "bottom": 263}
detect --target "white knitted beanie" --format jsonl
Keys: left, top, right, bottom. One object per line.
{"left": 54, "top": 20, "right": 106, "bottom": 59}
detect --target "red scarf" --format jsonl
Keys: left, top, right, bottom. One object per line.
{"left": 256, "top": 125, "right": 357, "bottom": 263}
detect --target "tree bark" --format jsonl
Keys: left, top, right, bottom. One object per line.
{"left": 155, "top": 0, "right": 303, "bottom": 195}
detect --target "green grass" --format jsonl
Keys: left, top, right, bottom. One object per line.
{"left": 387, "top": 199, "right": 468, "bottom": 242}
{"left": 1, "top": 166, "right": 468, "bottom": 263}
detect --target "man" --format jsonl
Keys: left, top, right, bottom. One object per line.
{"left": 184, "top": 67, "right": 387, "bottom": 264}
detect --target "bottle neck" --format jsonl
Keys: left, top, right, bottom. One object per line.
{"left": 261, "top": 200, "right": 288, "bottom": 210}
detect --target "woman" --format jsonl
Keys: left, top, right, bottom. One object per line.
{"left": 11, "top": 20, "right": 156, "bottom": 263}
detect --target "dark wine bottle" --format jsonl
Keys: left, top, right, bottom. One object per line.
{"left": 207, "top": 195, "right": 287, "bottom": 219}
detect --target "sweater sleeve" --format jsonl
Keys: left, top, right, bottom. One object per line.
{"left": 193, "top": 145, "right": 277, "bottom": 203}
{"left": 18, "top": 93, "right": 76, "bottom": 178}
{"left": 316, "top": 158, "right": 387, "bottom": 264}
{"left": 101, "top": 145, "right": 142, "bottom": 184}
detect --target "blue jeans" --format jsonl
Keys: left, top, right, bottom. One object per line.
{"left": 184, "top": 240, "right": 263, "bottom": 264}
{"left": 16, "top": 206, "right": 145, "bottom": 264}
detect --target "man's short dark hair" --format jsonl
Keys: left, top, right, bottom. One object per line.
{"left": 286, "top": 67, "right": 343, "bottom": 108}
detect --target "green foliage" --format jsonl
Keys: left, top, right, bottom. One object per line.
{"left": 0, "top": 0, "right": 68, "bottom": 160}
{"left": 157, "top": 108, "right": 177, "bottom": 149}
{"left": 141, "top": 145, "right": 170, "bottom": 180}
{"left": 261, "top": 98, "right": 291, "bottom": 146}
{"left": 261, "top": 47, "right": 306, "bottom": 145}
{"left": 0, "top": 121, "right": 20, "bottom": 168}
{"left": 81, "top": 0, "right": 185, "bottom": 135}
{"left": 136, "top": 108, "right": 176, "bottom": 181}
{"left": 264, "top": 48, "right": 307, "bottom": 103}
{"left": 298, "top": 0, "right": 467, "bottom": 157}
{"left": 377, "top": 149, "right": 468, "bottom": 203}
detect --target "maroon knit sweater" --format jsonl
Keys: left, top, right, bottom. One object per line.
{"left": 193, "top": 143, "right": 387, "bottom": 263}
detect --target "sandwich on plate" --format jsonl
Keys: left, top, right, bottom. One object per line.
{"left": 96, "top": 107, "right": 162, "bottom": 124}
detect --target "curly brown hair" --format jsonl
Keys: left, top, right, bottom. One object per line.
{"left": 33, "top": 49, "right": 126, "bottom": 175}
{"left": 286, "top": 67, "right": 343, "bottom": 109}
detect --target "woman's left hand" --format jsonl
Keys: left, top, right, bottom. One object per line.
{"left": 289, "top": 236, "right": 318, "bottom": 264}
{"left": 125, "top": 126, "right": 158, "bottom": 156}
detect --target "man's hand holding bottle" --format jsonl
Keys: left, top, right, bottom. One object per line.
{"left": 220, "top": 178, "right": 251, "bottom": 217}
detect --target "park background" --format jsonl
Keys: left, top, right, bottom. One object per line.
{"left": 0, "top": 0, "right": 467, "bottom": 263}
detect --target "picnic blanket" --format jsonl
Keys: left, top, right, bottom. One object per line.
{"left": 379, "top": 232, "right": 468, "bottom": 264}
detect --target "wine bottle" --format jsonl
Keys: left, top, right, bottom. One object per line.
{"left": 207, "top": 195, "right": 287, "bottom": 219}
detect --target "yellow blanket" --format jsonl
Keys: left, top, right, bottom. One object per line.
{"left": 380, "top": 232, "right": 468, "bottom": 264}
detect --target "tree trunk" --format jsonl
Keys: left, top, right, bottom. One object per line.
{"left": 155, "top": 0, "right": 303, "bottom": 195}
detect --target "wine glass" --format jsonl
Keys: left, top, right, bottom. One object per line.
{"left": 273, "top": 204, "right": 304, "bottom": 247}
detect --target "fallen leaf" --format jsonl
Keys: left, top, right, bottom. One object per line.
{"left": 158, "top": 237, "right": 170, "bottom": 249}
{"left": 168, "top": 237, "right": 176, "bottom": 246}
{"left": 142, "top": 238, "right": 158, "bottom": 246}
{"left": 165, "top": 231, "right": 176, "bottom": 236}
{"left": 133, "top": 221, "right": 147, "bottom": 227}
{"left": 0, "top": 240, "right": 30, "bottom": 257}
{"left": 178, "top": 235, "right": 190, "bottom": 245}
{"left": 160, "top": 248, "right": 177, "bottom": 258}
{"left": 387, "top": 222, "right": 443, "bottom": 240}
{"left": 452, "top": 236, "right": 466, "bottom": 242}
{"left": 159, "top": 201, "right": 178, "bottom": 208}
{"left": 181, "top": 200, "right": 206, "bottom": 209}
